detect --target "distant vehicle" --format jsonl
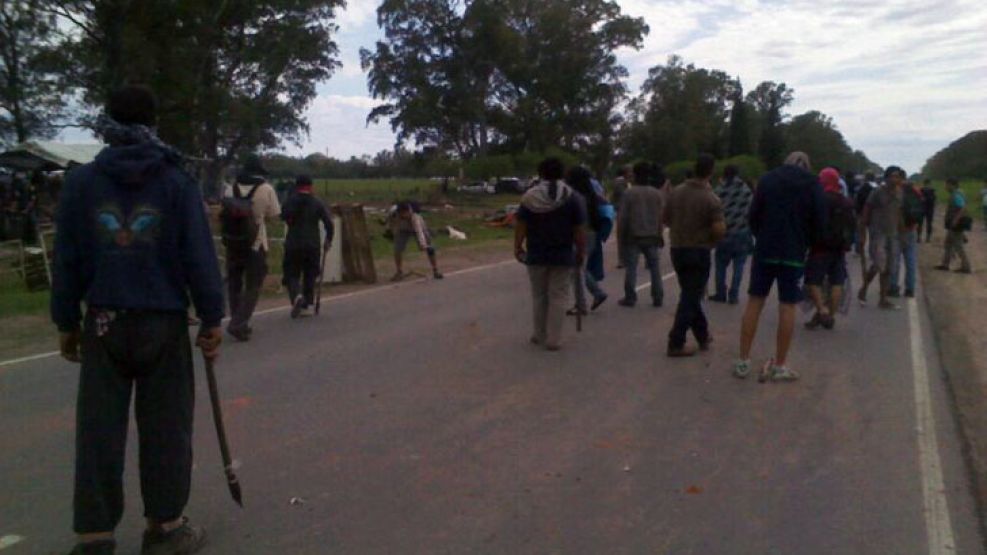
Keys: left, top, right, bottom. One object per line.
{"left": 494, "top": 177, "right": 525, "bottom": 194}
{"left": 457, "top": 181, "right": 495, "bottom": 194}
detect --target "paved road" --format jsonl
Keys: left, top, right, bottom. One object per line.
{"left": 0, "top": 247, "right": 983, "bottom": 554}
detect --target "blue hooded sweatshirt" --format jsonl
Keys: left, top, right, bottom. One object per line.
{"left": 51, "top": 142, "right": 224, "bottom": 332}
{"left": 749, "top": 164, "right": 826, "bottom": 267}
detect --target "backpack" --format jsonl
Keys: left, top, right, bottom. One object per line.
{"left": 220, "top": 184, "right": 261, "bottom": 254}
{"left": 821, "top": 192, "right": 856, "bottom": 250}
{"left": 902, "top": 186, "right": 925, "bottom": 227}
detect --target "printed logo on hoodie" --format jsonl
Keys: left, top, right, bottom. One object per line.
{"left": 97, "top": 204, "right": 162, "bottom": 247}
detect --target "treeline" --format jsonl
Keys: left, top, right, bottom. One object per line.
{"left": 922, "top": 131, "right": 987, "bottom": 179}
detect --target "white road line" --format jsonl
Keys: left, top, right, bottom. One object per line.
{"left": 635, "top": 272, "right": 677, "bottom": 292}
{"left": 908, "top": 298, "right": 956, "bottom": 554}
{"left": 0, "top": 536, "right": 25, "bottom": 550}
{"left": 0, "top": 259, "right": 519, "bottom": 369}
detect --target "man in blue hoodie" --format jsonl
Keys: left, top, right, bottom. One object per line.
{"left": 52, "top": 86, "right": 223, "bottom": 555}
{"left": 734, "top": 152, "right": 825, "bottom": 382}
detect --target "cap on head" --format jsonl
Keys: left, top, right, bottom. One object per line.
{"left": 784, "top": 151, "right": 811, "bottom": 171}
{"left": 107, "top": 85, "right": 158, "bottom": 127}
{"left": 241, "top": 154, "right": 268, "bottom": 177}
{"left": 295, "top": 174, "right": 313, "bottom": 187}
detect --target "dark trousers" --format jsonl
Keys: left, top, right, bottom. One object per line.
{"left": 227, "top": 248, "right": 267, "bottom": 331}
{"left": 283, "top": 248, "right": 321, "bottom": 306}
{"left": 669, "top": 248, "right": 712, "bottom": 349}
{"left": 74, "top": 311, "right": 194, "bottom": 534}
{"left": 918, "top": 211, "right": 934, "bottom": 240}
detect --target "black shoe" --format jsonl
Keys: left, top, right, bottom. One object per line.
{"left": 652, "top": 298, "right": 663, "bottom": 308}
{"left": 934, "top": 265, "right": 950, "bottom": 271}
{"left": 227, "top": 326, "right": 250, "bottom": 342}
{"left": 805, "top": 313, "right": 822, "bottom": 330}
{"left": 667, "top": 345, "right": 697, "bottom": 357}
{"left": 728, "top": 297, "right": 739, "bottom": 305}
{"left": 68, "top": 540, "right": 116, "bottom": 555}
{"left": 887, "top": 289, "right": 901, "bottom": 298}
{"left": 591, "top": 294, "right": 608, "bottom": 311}
{"left": 821, "top": 314, "right": 836, "bottom": 330}
{"left": 905, "top": 290, "right": 915, "bottom": 298}
{"left": 708, "top": 294, "right": 726, "bottom": 303}
{"left": 956, "top": 267, "right": 973, "bottom": 274}
{"left": 698, "top": 336, "right": 713, "bottom": 351}
{"left": 618, "top": 298, "right": 636, "bottom": 307}
{"left": 142, "top": 517, "right": 206, "bottom": 555}
{"left": 290, "top": 295, "right": 305, "bottom": 319}
{"left": 433, "top": 270, "right": 444, "bottom": 279}
{"left": 566, "top": 307, "right": 588, "bottom": 316}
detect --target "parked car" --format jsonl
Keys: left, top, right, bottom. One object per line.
{"left": 494, "top": 177, "right": 524, "bottom": 194}
{"left": 457, "top": 181, "right": 495, "bottom": 194}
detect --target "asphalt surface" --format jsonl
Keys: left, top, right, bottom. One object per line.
{"left": 0, "top": 247, "right": 983, "bottom": 554}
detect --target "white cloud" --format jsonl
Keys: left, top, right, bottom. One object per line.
{"left": 298, "top": 0, "right": 987, "bottom": 171}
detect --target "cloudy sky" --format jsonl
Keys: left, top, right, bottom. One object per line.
{"left": 304, "top": 0, "right": 987, "bottom": 173}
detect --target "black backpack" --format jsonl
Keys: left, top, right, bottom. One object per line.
{"left": 902, "top": 186, "right": 925, "bottom": 227}
{"left": 821, "top": 192, "right": 856, "bottom": 250}
{"left": 220, "top": 184, "right": 261, "bottom": 254}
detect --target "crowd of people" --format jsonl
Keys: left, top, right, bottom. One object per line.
{"left": 48, "top": 84, "right": 980, "bottom": 555}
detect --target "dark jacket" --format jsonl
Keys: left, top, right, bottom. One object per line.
{"left": 749, "top": 164, "right": 826, "bottom": 266}
{"left": 281, "top": 191, "right": 334, "bottom": 252}
{"left": 51, "top": 142, "right": 224, "bottom": 332}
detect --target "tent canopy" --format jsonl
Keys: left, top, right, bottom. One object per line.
{"left": 0, "top": 141, "right": 103, "bottom": 171}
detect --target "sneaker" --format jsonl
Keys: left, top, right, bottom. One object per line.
{"left": 757, "top": 358, "right": 774, "bottom": 383}
{"left": 698, "top": 336, "right": 713, "bottom": 352}
{"left": 955, "top": 268, "right": 973, "bottom": 274}
{"left": 390, "top": 271, "right": 405, "bottom": 282}
{"left": 732, "top": 359, "right": 751, "bottom": 379}
{"left": 821, "top": 314, "right": 836, "bottom": 330}
{"left": 544, "top": 343, "right": 561, "bottom": 352}
{"left": 591, "top": 294, "right": 608, "bottom": 311}
{"left": 566, "top": 307, "right": 588, "bottom": 317}
{"left": 878, "top": 300, "right": 900, "bottom": 310}
{"left": 226, "top": 326, "right": 250, "bottom": 342}
{"left": 652, "top": 297, "right": 663, "bottom": 308}
{"left": 769, "top": 366, "right": 801, "bottom": 382}
{"left": 708, "top": 294, "right": 726, "bottom": 303}
{"left": 887, "top": 289, "right": 901, "bottom": 298}
{"left": 618, "top": 298, "right": 636, "bottom": 308}
{"left": 290, "top": 295, "right": 305, "bottom": 319}
{"left": 857, "top": 288, "right": 868, "bottom": 306}
{"left": 728, "top": 297, "right": 739, "bottom": 305}
{"left": 433, "top": 270, "right": 444, "bottom": 279}
{"left": 667, "top": 345, "right": 697, "bottom": 357}
{"left": 904, "top": 290, "right": 915, "bottom": 298}
{"left": 68, "top": 540, "right": 116, "bottom": 555}
{"left": 934, "top": 265, "right": 950, "bottom": 271}
{"left": 141, "top": 518, "right": 206, "bottom": 555}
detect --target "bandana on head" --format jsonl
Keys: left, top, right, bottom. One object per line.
{"left": 819, "top": 167, "right": 842, "bottom": 194}
{"left": 95, "top": 114, "right": 182, "bottom": 160}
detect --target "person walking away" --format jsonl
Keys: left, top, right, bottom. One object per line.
{"left": 710, "top": 165, "right": 754, "bottom": 305}
{"left": 387, "top": 201, "right": 443, "bottom": 281}
{"left": 981, "top": 178, "right": 987, "bottom": 231}
{"left": 854, "top": 172, "right": 878, "bottom": 279}
{"left": 889, "top": 180, "right": 924, "bottom": 297}
{"left": 617, "top": 162, "right": 666, "bottom": 308}
{"left": 858, "top": 166, "right": 905, "bottom": 309}
{"left": 586, "top": 175, "right": 614, "bottom": 285}
{"left": 566, "top": 166, "right": 608, "bottom": 315}
{"left": 805, "top": 168, "right": 855, "bottom": 330}
{"left": 222, "top": 154, "right": 280, "bottom": 341}
{"left": 735, "top": 152, "right": 825, "bottom": 381}
{"left": 918, "top": 178, "right": 936, "bottom": 242}
{"left": 281, "top": 175, "right": 334, "bottom": 318}
{"left": 935, "top": 177, "right": 972, "bottom": 273}
{"left": 52, "top": 85, "right": 223, "bottom": 555}
{"left": 663, "top": 154, "right": 726, "bottom": 357}
{"left": 515, "top": 157, "right": 586, "bottom": 351}
{"left": 611, "top": 165, "right": 633, "bottom": 269}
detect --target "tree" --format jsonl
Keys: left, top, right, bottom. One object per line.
{"left": 50, "top": 0, "right": 344, "bottom": 193}
{"left": 746, "top": 81, "right": 793, "bottom": 168}
{"left": 727, "top": 90, "right": 752, "bottom": 157}
{"left": 361, "top": 0, "right": 648, "bottom": 162}
{"left": 922, "top": 130, "right": 987, "bottom": 179}
{"left": 621, "top": 55, "right": 738, "bottom": 164}
{"left": 0, "top": 0, "right": 66, "bottom": 145}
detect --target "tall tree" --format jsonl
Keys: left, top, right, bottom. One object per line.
{"left": 746, "top": 81, "right": 793, "bottom": 168}
{"left": 621, "top": 55, "right": 738, "bottom": 164}
{"left": 783, "top": 110, "right": 876, "bottom": 171}
{"left": 361, "top": 0, "right": 648, "bottom": 161}
{"left": 727, "top": 90, "right": 752, "bottom": 157}
{"left": 49, "top": 0, "right": 343, "bottom": 193}
{"left": 0, "top": 0, "right": 66, "bottom": 145}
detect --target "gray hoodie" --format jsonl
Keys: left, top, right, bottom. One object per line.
{"left": 521, "top": 180, "right": 574, "bottom": 214}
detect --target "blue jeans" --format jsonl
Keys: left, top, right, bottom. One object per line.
{"left": 713, "top": 231, "right": 750, "bottom": 301}
{"left": 890, "top": 229, "right": 917, "bottom": 293}
{"left": 574, "top": 231, "right": 606, "bottom": 310}
{"left": 622, "top": 239, "right": 663, "bottom": 304}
